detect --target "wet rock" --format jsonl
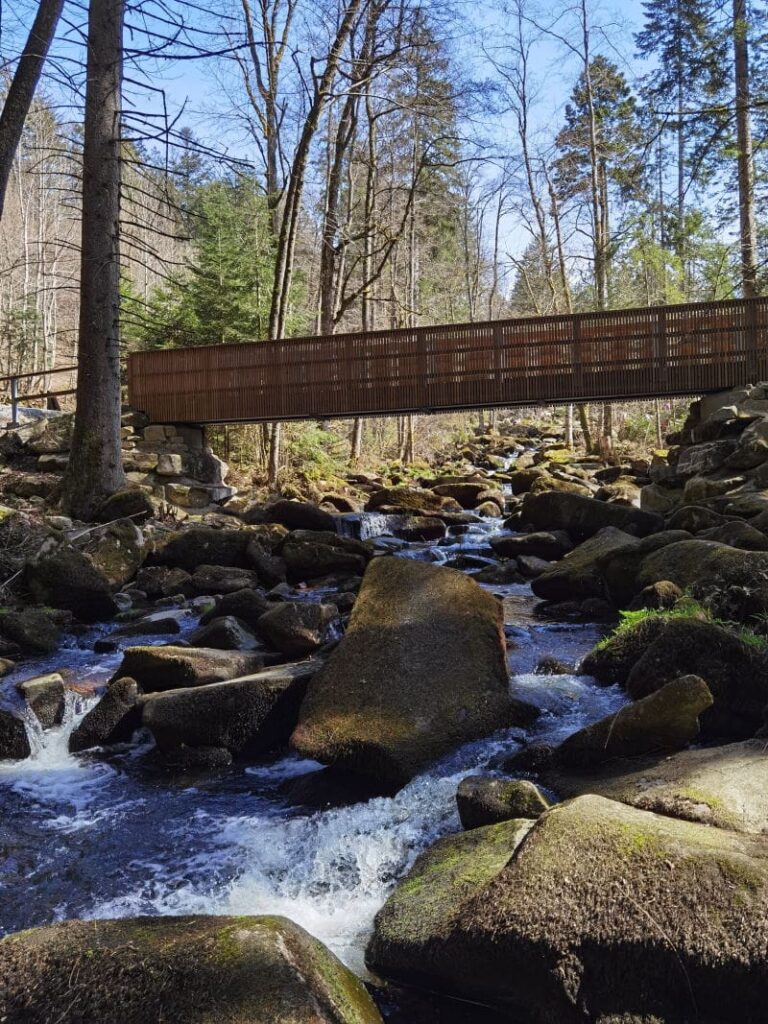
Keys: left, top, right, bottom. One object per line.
{"left": 134, "top": 566, "right": 193, "bottom": 598}
{"left": 456, "top": 776, "right": 549, "bottom": 828}
{"left": 0, "top": 915, "right": 382, "bottom": 1024}
{"left": 554, "top": 675, "right": 712, "bottom": 768}
{"left": 0, "top": 608, "right": 60, "bottom": 654}
{"left": 25, "top": 546, "right": 118, "bottom": 622}
{"left": 472, "top": 562, "right": 525, "bottom": 585}
{"left": 188, "top": 615, "right": 262, "bottom": 651}
{"left": 490, "top": 530, "right": 572, "bottom": 561}
{"left": 365, "top": 486, "right": 462, "bottom": 515}
{"left": 546, "top": 739, "right": 768, "bottom": 834}
{"left": 112, "top": 646, "right": 266, "bottom": 693}
{"left": 0, "top": 708, "right": 29, "bottom": 760}
{"left": 256, "top": 601, "right": 336, "bottom": 658}
{"left": 190, "top": 563, "right": 261, "bottom": 595}
{"left": 366, "top": 795, "right": 768, "bottom": 1024}
{"left": 531, "top": 527, "right": 639, "bottom": 602}
{"left": 265, "top": 498, "right": 338, "bottom": 532}
{"left": 597, "top": 529, "right": 693, "bottom": 607}
{"left": 95, "top": 487, "right": 155, "bottom": 525}
{"left": 161, "top": 745, "right": 233, "bottom": 770}
{"left": 534, "top": 656, "right": 572, "bottom": 674}
{"left": 521, "top": 490, "right": 663, "bottom": 541}
{"left": 0, "top": 658, "right": 16, "bottom": 676}
{"left": 142, "top": 661, "right": 317, "bottom": 757}
{"left": 639, "top": 481, "right": 682, "bottom": 515}
{"left": 245, "top": 538, "right": 287, "bottom": 588}
{"left": 390, "top": 516, "right": 446, "bottom": 542}
{"left": 627, "top": 580, "right": 683, "bottom": 610}
{"left": 281, "top": 530, "right": 372, "bottom": 582}
{"left": 16, "top": 673, "right": 66, "bottom": 729}
{"left": 291, "top": 557, "right": 518, "bottom": 791}
{"left": 69, "top": 677, "right": 141, "bottom": 752}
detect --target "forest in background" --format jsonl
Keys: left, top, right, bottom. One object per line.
{"left": 1, "top": 0, "right": 766, "bottom": 489}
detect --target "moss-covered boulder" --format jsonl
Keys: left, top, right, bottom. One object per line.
{"left": 69, "top": 677, "right": 141, "bottom": 753}
{"left": 149, "top": 527, "right": 252, "bottom": 572}
{"left": 366, "top": 795, "right": 768, "bottom": 1023}
{"left": 553, "top": 675, "right": 712, "bottom": 768}
{"left": 25, "top": 546, "right": 118, "bottom": 622}
{"left": 582, "top": 615, "right": 768, "bottom": 739}
{"left": 281, "top": 530, "right": 372, "bottom": 582}
{"left": 111, "top": 646, "right": 266, "bottom": 693}
{"left": 365, "top": 486, "right": 462, "bottom": 515}
{"left": 0, "top": 915, "right": 382, "bottom": 1023}
{"left": 456, "top": 776, "right": 549, "bottom": 828}
{"left": 291, "top": 557, "right": 519, "bottom": 791}
{"left": 490, "top": 530, "right": 573, "bottom": 561}
{"left": 141, "top": 661, "right": 317, "bottom": 757}
{"left": 0, "top": 608, "right": 61, "bottom": 654}
{"left": 545, "top": 739, "right": 768, "bottom": 834}
{"left": 698, "top": 519, "right": 768, "bottom": 551}
{"left": 521, "top": 491, "right": 663, "bottom": 542}
{"left": 95, "top": 487, "right": 155, "bottom": 525}
{"left": 265, "top": 498, "right": 338, "bottom": 532}
{"left": 530, "top": 527, "right": 639, "bottom": 602}
{"left": 87, "top": 522, "right": 145, "bottom": 587}
{"left": 636, "top": 539, "right": 768, "bottom": 598}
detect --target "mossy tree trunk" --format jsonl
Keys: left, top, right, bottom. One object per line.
{"left": 61, "top": 0, "right": 126, "bottom": 519}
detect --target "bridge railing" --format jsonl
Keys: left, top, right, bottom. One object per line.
{"left": 126, "top": 297, "right": 768, "bottom": 425}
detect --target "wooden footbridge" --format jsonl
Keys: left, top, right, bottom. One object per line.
{"left": 126, "top": 297, "right": 768, "bottom": 424}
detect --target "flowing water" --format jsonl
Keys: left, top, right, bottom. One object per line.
{"left": 0, "top": 514, "right": 625, "bottom": 999}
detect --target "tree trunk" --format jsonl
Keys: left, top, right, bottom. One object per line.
{"left": 267, "top": 421, "right": 281, "bottom": 486}
{"left": 565, "top": 403, "right": 574, "bottom": 448}
{"left": 350, "top": 417, "right": 363, "bottom": 463}
{"left": 0, "top": 0, "right": 64, "bottom": 221}
{"left": 733, "top": 0, "right": 758, "bottom": 299}
{"left": 578, "top": 403, "right": 593, "bottom": 453}
{"left": 62, "top": 0, "right": 126, "bottom": 519}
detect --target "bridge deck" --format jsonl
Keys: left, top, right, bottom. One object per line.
{"left": 127, "top": 297, "right": 768, "bottom": 424}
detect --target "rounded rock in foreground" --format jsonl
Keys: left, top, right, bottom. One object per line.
{"left": 0, "top": 915, "right": 383, "bottom": 1024}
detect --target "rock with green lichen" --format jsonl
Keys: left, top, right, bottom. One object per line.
{"left": 0, "top": 914, "right": 383, "bottom": 1023}
{"left": 291, "top": 557, "right": 524, "bottom": 792}
{"left": 552, "top": 675, "right": 712, "bottom": 768}
{"left": 366, "top": 795, "right": 768, "bottom": 1023}
{"left": 544, "top": 739, "right": 768, "bottom": 835}
{"left": 25, "top": 545, "right": 118, "bottom": 622}
{"left": 520, "top": 491, "right": 663, "bottom": 541}
{"left": 456, "top": 776, "right": 549, "bottom": 828}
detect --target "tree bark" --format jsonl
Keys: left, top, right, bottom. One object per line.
{"left": 733, "top": 0, "right": 758, "bottom": 298}
{"left": 0, "top": 0, "right": 64, "bottom": 221}
{"left": 61, "top": 0, "right": 126, "bottom": 518}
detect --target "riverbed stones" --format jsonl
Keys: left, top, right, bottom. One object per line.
{"left": 365, "top": 485, "right": 462, "bottom": 515}
{"left": 199, "top": 587, "right": 270, "bottom": 629}
{"left": 291, "top": 557, "right": 515, "bottom": 791}
{"left": 0, "top": 915, "right": 383, "bottom": 1024}
{"left": 490, "top": 530, "right": 573, "bottom": 561}
{"left": 521, "top": 490, "right": 663, "bottom": 541}
{"left": 25, "top": 546, "right": 118, "bottom": 622}
{"left": 141, "top": 661, "right": 318, "bottom": 757}
{"left": 0, "top": 608, "right": 61, "bottom": 654}
{"left": 188, "top": 615, "right": 263, "bottom": 651}
{"left": 456, "top": 776, "right": 549, "bottom": 829}
{"left": 69, "top": 677, "right": 141, "bottom": 752}
{"left": 0, "top": 708, "right": 29, "bottom": 760}
{"left": 190, "top": 564, "right": 261, "bottom": 595}
{"left": 111, "top": 645, "right": 267, "bottom": 693}
{"left": 149, "top": 527, "right": 252, "bottom": 571}
{"left": 366, "top": 794, "right": 768, "bottom": 1023}
{"left": 552, "top": 675, "right": 712, "bottom": 768}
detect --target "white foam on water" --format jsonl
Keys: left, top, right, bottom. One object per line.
{"left": 512, "top": 671, "right": 627, "bottom": 746}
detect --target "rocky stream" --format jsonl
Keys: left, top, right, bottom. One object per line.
{"left": 2, "top": 389, "right": 768, "bottom": 1022}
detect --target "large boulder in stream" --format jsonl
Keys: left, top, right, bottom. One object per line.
{"left": 281, "top": 530, "right": 372, "bottom": 582}
{"left": 0, "top": 915, "right": 382, "bottom": 1024}
{"left": 69, "top": 678, "right": 141, "bottom": 753}
{"left": 291, "top": 557, "right": 523, "bottom": 791}
{"left": 0, "top": 708, "right": 30, "bottom": 760}
{"left": 264, "top": 498, "right": 338, "bottom": 533}
{"left": 636, "top": 538, "right": 768, "bottom": 604}
{"left": 141, "top": 661, "right": 317, "bottom": 757}
{"left": 521, "top": 490, "right": 663, "bottom": 541}
{"left": 25, "top": 546, "right": 117, "bottom": 622}
{"left": 365, "top": 485, "right": 462, "bottom": 515}
{"left": 111, "top": 646, "right": 267, "bottom": 693}
{"left": 366, "top": 795, "right": 768, "bottom": 1023}
{"left": 530, "top": 527, "right": 639, "bottom": 602}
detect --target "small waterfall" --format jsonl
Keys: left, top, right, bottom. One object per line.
{"left": 11, "top": 690, "right": 93, "bottom": 769}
